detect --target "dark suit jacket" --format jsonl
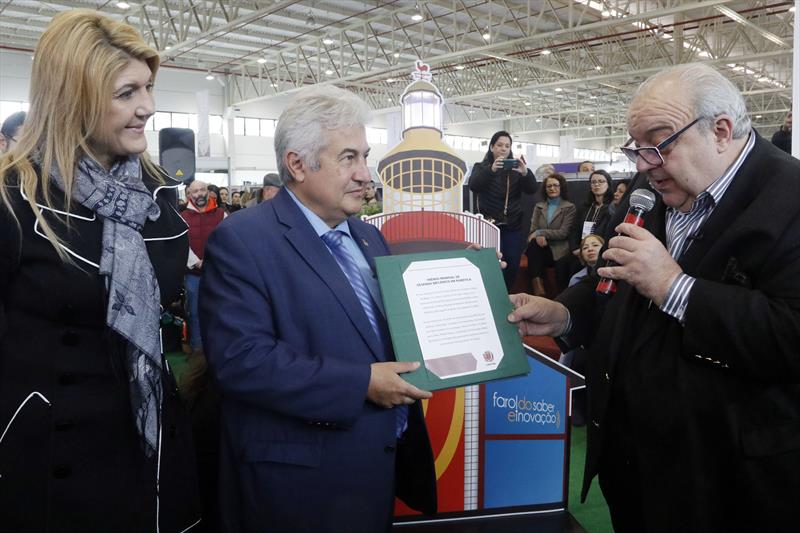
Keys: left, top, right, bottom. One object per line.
{"left": 199, "top": 188, "right": 436, "bottom": 533}
{"left": 559, "top": 135, "right": 800, "bottom": 532}
{"left": 0, "top": 167, "right": 200, "bottom": 533}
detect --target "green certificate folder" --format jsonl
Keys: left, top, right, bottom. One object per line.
{"left": 375, "top": 248, "right": 530, "bottom": 391}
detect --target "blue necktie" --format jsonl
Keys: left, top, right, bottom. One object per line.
{"left": 321, "top": 230, "right": 407, "bottom": 438}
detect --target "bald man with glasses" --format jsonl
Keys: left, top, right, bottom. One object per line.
{"left": 508, "top": 63, "right": 800, "bottom": 532}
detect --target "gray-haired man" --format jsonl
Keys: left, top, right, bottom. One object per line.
{"left": 509, "top": 63, "right": 800, "bottom": 532}
{"left": 200, "top": 86, "right": 436, "bottom": 533}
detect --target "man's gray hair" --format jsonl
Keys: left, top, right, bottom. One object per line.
{"left": 274, "top": 85, "right": 372, "bottom": 184}
{"left": 635, "top": 63, "right": 751, "bottom": 138}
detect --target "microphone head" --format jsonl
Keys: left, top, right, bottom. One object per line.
{"left": 630, "top": 188, "right": 656, "bottom": 212}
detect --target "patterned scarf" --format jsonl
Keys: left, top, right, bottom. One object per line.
{"left": 50, "top": 155, "right": 163, "bottom": 458}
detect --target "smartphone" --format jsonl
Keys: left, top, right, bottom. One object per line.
{"left": 500, "top": 159, "right": 520, "bottom": 169}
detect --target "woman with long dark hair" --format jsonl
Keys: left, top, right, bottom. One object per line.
{"left": 469, "top": 131, "right": 537, "bottom": 289}
{"left": 569, "top": 169, "right": 614, "bottom": 262}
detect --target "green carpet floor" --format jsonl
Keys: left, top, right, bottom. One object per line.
{"left": 568, "top": 426, "right": 613, "bottom": 532}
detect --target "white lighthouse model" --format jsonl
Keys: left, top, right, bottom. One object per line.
{"left": 377, "top": 60, "right": 467, "bottom": 213}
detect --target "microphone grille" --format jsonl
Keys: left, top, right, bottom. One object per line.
{"left": 630, "top": 188, "right": 656, "bottom": 212}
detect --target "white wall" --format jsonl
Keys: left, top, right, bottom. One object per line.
{"left": 0, "top": 49, "right": 33, "bottom": 101}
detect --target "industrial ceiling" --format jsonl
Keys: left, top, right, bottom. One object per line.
{"left": 1, "top": 1, "right": 794, "bottom": 146}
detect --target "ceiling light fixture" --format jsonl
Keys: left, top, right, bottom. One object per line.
{"left": 554, "top": 87, "right": 563, "bottom": 92}
{"left": 205, "top": 71, "right": 214, "bottom": 81}
{"left": 257, "top": 58, "right": 267, "bottom": 64}
{"left": 482, "top": 27, "right": 491, "bottom": 41}
{"left": 116, "top": 2, "right": 130, "bottom": 9}
{"left": 595, "top": 65, "right": 602, "bottom": 71}
{"left": 455, "top": 64, "right": 465, "bottom": 70}
{"left": 411, "top": 4, "right": 423, "bottom": 21}
{"left": 325, "top": 69, "right": 334, "bottom": 76}
{"left": 323, "top": 35, "right": 334, "bottom": 45}
{"left": 393, "top": 51, "right": 400, "bottom": 58}
{"left": 541, "top": 49, "right": 551, "bottom": 55}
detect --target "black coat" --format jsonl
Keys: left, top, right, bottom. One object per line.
{"left": 569, "top": 201, "right": 611, "bottom": 253}
{"left": 559, "top": 135, "right": 800, "bottom": 532}
{"left": 468, "top": 161, "right": 537, "bottom": 230}
{"left": 771, "top": 127, "right": 791, "bottom": 154}
{"left": 0, "top": 165, "right": 201, "bottom": 533}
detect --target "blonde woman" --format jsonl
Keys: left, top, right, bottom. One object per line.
{"left": 0, "top": 11, "right": 200, "bottom": 532}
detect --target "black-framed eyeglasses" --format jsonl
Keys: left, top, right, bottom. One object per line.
{"left": 620, "top": 117, "right": 702, "bottom": 166}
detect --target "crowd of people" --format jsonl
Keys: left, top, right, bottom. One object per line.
{"left": 2, "top": 9, "right": 800, "bottom": 533}
{"left": 469, "top": 144, "right": 629, "bottom": 299}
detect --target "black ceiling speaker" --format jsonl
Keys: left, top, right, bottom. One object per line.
{"left": 159, "top": 127, "right": 196, "bottom": 183}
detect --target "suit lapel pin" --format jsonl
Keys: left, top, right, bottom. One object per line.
{"left": 361, "top": 238, "right": 369, "bottom": 247}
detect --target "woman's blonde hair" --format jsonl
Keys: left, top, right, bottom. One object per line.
{"left": 0, "top": 9, "right": 162, "bottom": 258}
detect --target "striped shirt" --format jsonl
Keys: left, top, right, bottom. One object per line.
{"left": 660, "top": 131, "right": 756, "bottom": 321}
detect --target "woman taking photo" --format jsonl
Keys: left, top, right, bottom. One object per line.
{"left": 524, "top": 173, "right": 576, "bottom": 296}
{"left": 469, "top": 131, "right": 537, "bottom": 289}
{"left": 0, "top": 11, "right": 200, "bottom": 532}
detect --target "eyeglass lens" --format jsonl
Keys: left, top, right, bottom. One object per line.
{"left": 621, "top": 147, "right": 660, "bottom": 166}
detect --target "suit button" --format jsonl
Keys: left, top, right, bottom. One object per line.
{"left": 604, "top": 372, "right": 610, "bottom": 381}
{"left": 52, "top": 465, "right": 72, "bottom": 479}
{"left": 61, "top": 330, "right": 80, "bottom": 346}
{"left": 58, "top": 373, "right": 77, "bottom": 385}
{"left": 54, "top": 420, "right": 74, "bottom": 431}
{"left": 592, "top": 420, "right": 600, "bottom": 428}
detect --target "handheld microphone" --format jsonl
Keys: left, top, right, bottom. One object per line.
{"left": 596, "top": 188, "right": 657, "bottom": 295}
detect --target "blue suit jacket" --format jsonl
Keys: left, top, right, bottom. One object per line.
{"left": 199, "top": 188, "right": 436, "bottom": 533}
